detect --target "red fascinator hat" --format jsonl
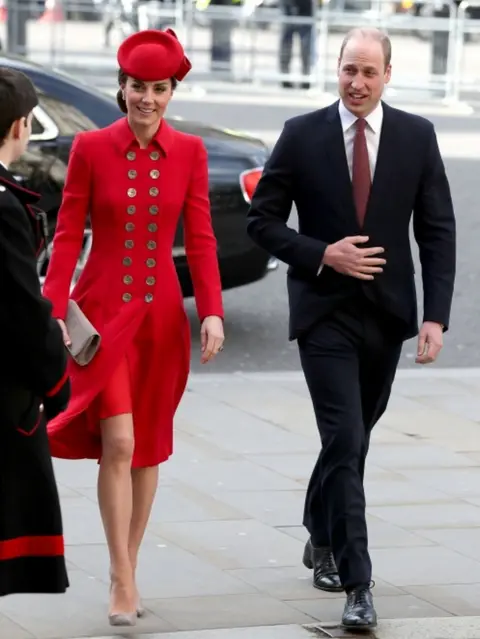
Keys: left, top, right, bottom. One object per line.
{"left": 117, "top": 28, "right": 191, "bottom": 82}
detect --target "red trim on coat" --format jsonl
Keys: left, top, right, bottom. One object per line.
{"left": 0, "top": 175, "right": 40, "bottom": 200}
{"left": 16, "top": 409, "right": 43, "bottom": 437}
{"left": 46, "top": 371, "right": 69, "bottom": 398}
{"left": 0, "top": 535, "right": 64, "bottom": 561}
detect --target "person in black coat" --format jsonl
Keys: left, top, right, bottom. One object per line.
{"left": 247, "top": 28, "right": 455, "bottom": 630}
{"left": 0, "top": 67, "right": 71, "bottom": 596}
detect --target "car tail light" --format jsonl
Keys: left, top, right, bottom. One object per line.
{"left": 240, "top": 167, "right": 263, "bottom": 204}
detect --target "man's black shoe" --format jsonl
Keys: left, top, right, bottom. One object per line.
{"left": 302, "top": 537, "right": 343, "bottom": 592}
{"left": 341, "top": 586, "right": 377, "bottom": 631}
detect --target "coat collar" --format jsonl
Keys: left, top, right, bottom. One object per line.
{"left": 109, "top": 116, "right": 174, "bottom": 157}
{"left": 326, "top": 99, "right": 392, "bottom": 125}
{"left": 0, "top": 162, "right": 41, "bottom": 205}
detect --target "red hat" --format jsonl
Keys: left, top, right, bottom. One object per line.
{"left": 117, "top": 28, "right": 191, "bottom": 82}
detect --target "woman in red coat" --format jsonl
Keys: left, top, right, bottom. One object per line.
{"left": 42, "top": 29, "right": 224, "bottom": 626}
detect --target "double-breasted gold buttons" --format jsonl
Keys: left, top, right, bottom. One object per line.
{"left": 149, "top": 187, "right": 159, "bottom": 197}
{"left": 127, "top": 205, "right": 136, "bottom": 215}
{"left": 146, "top": 276, "right": 156, "bottom": 286}
{"left": 128, "top": 169, "right": 137, "bottom": 179}
{"left": 126, "top": 222, "right": 135, "bottom": 232}
{"left": 123, "top": 257, "right": 132, "bottom": 266}
{"left": 149, "top": 205, "right": 158, "bottom": 215}
{"left": 127, "top": 188, "right": 136, "bottom": 198}
{"left": 150, "top": 151, "right": 160, "bottom": 161}
{"left": 125, "top": 239, "right": 134, "bottom": 249}
{"left": 126, "top": 151, "right": 136, "bottom": 161}
{"left": 150, "top": 169, "right": 160, "bottom": 179}
{"left": 146, "top": 258, "right": 156, "bottom": 267}
{"left": 123, "top": 275, "right": 133, "bottom": 285}
{"left": 145, "top": 293, "right": 154, "bottom": 303}
{"left": 147, "top": 240, "right": 156, "bottom": 250}
{"left": 123, "top": 292, "right": 132, "bottom": 302}
{"left": 148, "top": 223, "right": 158, "bottom": 232}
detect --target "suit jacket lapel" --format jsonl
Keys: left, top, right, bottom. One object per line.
{"left": 364, "top": 102, "right": 399, "bottom": 229}
{"left": 325, "top": 102, "right": 357, "bottom": 227}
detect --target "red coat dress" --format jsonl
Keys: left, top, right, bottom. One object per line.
{"left": 42, "top": 117, "right": 223, "bottom": 468}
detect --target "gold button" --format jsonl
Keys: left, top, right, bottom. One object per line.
{"left": 125, "top": 239, "right": 134, "bottom": 249}
{"left": 127, "top": 205, "right": 136, "bottom": 215}
{"left": 123, "top": 275, "right": 133, "bottom": 285}
{"left": 146, "top": 276, "right": 156, "bottom": 286}
{"left": 128, "top": 169, "right": 137, "bottom": 179}
{"left": 126, "top": 151, "right": 136, "bottom": 161}
{"left": 122, "top": 292, "right": 132, "bottom": 302}
{"left": 150, "top": 151, "right": 160, "bottom": 160}
{"left": 123, "top": 257, "right": 132, "bottom": 266}
{"left": 147, "top": 240, "right": 156, "bottom": 250}
{"left": 148, "top": 223, "right": 158, "bottom": 232}
{"left": 145, "top": 293, "right": 154, "bottom": 303}
{"left": 127, "top": 188, "right": 136, "bottom": 198}
{"left": 149, "top": 187, "right": 159, "bottom": 197}
{"left": 149, "top": 205, "right": 158, "bottom": 215}
{"left": 146, "top": 258, "right": 156, "bottom": 267}
{"left": 126, "top": 222, "right": 135, "bottom": 232}
{"left": 150, "top": 169, "right": 160, "bottom": 179}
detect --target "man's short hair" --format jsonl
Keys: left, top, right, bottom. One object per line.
{"left": 0, "top": 67, "right": 38, "bottom": 146}
{"left": 339, "top": 28, "right": 392, "bottom": 69}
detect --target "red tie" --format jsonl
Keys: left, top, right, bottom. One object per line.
{"left": 352, "top": 118, "right": 371, "bottom": 227}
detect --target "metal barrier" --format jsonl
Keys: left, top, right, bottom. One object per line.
{"left": 1, "top": 0, "right": 480, "bottom": 105}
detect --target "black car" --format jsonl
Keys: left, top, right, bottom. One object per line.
{"left": 0, "top": 54, "right": 275, "bottom": 295}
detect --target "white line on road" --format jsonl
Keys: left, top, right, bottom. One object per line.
{"left": 173, "top": 87, "right": 476, "bottom": 116}
{"left": 188, "top": 368, "right": 480, "bottom": 382}
{"left": 241, "top": 130, "right": 480, "bottom": 159}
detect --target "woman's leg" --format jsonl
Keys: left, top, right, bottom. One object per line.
{"left": 98, "top": 413, "right": 136, "bottom": 615}
{"left": 129, "top": 465, "right": 159, "bottom": 602}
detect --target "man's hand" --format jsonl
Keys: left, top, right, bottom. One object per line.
{"left": 416, "top": 321, "right": 444, "bottom": 364}
{"left": 323, "top": 236, "right": 386, "bottom": 280}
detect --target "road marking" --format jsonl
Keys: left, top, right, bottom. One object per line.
{"left": 173, "top": 87, "right": 476, "bottom": 116}
{"left": 188, "top": 368, "right": 480, "bottom": 382}
{"left": 241, "top": 130, "right": 480, "bottom": 159}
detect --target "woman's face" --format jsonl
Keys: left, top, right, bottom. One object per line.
{"left": 123, "top": 76, "right": 173, "bottom": 126}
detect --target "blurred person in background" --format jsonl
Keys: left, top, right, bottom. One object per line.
{"left": 279, "top": 0, "right": 315, "bottom": 89}
{"left": 0, "top": 67, "right": 71, "bottom": 597}
{"left": 247, "top": 27, "right": 455, "bottom": 630}
{"left": 42, "top": 29, "right": 224, "bottom": 627}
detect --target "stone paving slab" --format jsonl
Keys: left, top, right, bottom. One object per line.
{"left": 3, "top": 368, "right": 480, "bottom": 638}
{"left": 86, "top": 616, "right": 480, "bottom": 639}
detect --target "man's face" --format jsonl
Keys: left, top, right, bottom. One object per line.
{"left": 337, "top": 38, "right": 391, "bottom": 117}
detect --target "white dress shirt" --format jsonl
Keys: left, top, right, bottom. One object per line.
{"left": 317, "top": 100, "right": 383, "bottom": 274}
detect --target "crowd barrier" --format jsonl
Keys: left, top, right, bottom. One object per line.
{"left": 1, "top": 0, "right": 479, "bottom": 106}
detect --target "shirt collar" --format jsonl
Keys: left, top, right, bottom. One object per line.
{"left": 109, "top": 116, "right": 174, "bottom": 157}
{"left": 338, "top": 100, "right": 383, "bottom": 134}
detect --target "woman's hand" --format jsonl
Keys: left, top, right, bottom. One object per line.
{"left": 57, "top": 318, "right": 72, "bottom": 347}
{"left": 200, "top": 315, "right": 224, "bottom": 364}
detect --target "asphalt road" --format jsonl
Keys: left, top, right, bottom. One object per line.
{"left": 180, "top": 97, "right": 480, "bottom": 373}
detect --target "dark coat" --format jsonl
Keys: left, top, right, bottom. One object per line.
{"left": 0, "top": 163, "right": 71, "bottom": 596}
{"left": 246, "top": 100, "right": 456, "bottom": 342}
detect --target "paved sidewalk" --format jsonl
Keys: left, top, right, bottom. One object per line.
{"left": 3, "top": 368, "right": 480, "bottom": 638}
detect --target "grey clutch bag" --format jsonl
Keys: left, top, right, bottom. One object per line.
{"left": 65, "top": 299, "right": 101, "bottom": 366}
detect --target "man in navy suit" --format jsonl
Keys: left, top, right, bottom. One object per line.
{"left": 247, "top": 28, "right": 455, "bottom": 630}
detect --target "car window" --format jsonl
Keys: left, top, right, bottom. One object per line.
{"left": 37, "top": 92, "right": 97, "bottom": 135}
{"left": 31, "top": 114, "right": 45, "bottom": 136}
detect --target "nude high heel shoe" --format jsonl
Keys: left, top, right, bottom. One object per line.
{"left": 109, "top": 612, "right": 137, "bottom": 627}
{"left": 108, "top": 573, "right": 137, "bottom": 626}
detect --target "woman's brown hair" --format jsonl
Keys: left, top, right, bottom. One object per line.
{"left": 116, "top": 69, "right": 178, "bottom": 113}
